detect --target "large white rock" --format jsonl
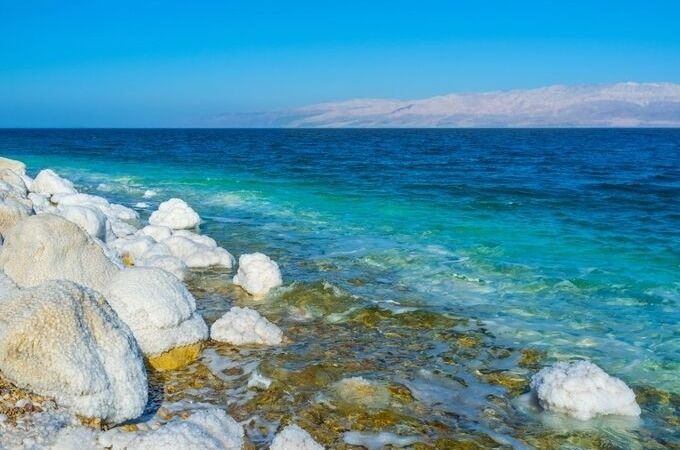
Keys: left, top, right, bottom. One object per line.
{"left": 51, "top": 192, "right": 139, "bottom": 240}
{"left": 270, "top": 424, "right": 324, "bottom": 450}
{"left": 163, "top": 234, "right": 234, "bottom": 269}
{"left": 232, "top": 253, "right": 282, "bottom": 296}
{"left": 149, "top": 198, "right": 201, "bottom": 230}
{"left": 109, "top": 235, "right": 158, "bottom": 264}
{"left": 56, "top": 204, "right": 110, "bottom": 241}
{"left": 102, "top": 267, "right": 208, "bottom": 356}
{"left": 136, "top": 254, "right": 188, "bottom": 281}
{"left": 28, "top": 192, "right": 54, "bottom": 213}
{"left": 210, "top": 306, "right": 283, "bottom": 346}
{"left": 139, "top": 224, "right": 173, "bottom": 242}
{"left": 0, "top": 280, "right": 147, "bottom": 424}
{"left": 30, "top": 169, "right": 77, "bottom": 195}
{"left": 100, "top": 408, "right": 244, "bottom": 450}
{"left": 0, "top": 157, "right": 26, "bottom": 175}
{"left": 0, "top": 214, "right": 120, "bottom": 293}
{"left": 0, "top": 195, "right": 33, "bottom": 235}
{"left": 530, "top": 361, "right": 641, "bottom": 420}
{"left": 0, "top": 168, "right": 28, "bottom": 196}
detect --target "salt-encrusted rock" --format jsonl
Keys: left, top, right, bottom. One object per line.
{"left": 0, "top": 196, "right": 33, "bottom": 235}
{"left": 0, "top": 271, "right": 18, "bottom": 298}
{"left": 163, "top": 234, "right": 234, "bottom": 269}
{"left": 149, "top": 198, "right": 201, "bottom": 230}
{"left": 51, "top": 192, "right": 139, "bottom": 240}
{"left": 530, "top": 361, "right": 641, "bottom": 420}
{"left": 0, "top": 280, "right": 147, "bottom": 424}
{"left": 0, "top": 214, "right": 120, "bottom": 292}
{"left": 232, "top": 253, "right": 282, "bottom": 296}
{"left": 102, "top": 267, "right": 208, "bottom": 356}
{"left": 270, "top": 424, "right": 324, "bottom": 450}
{"left": 56, "top": 204, "right": 110, "bottom": 241}
{"left": 247, "top": 371, "right": 272, "bottom": 390}
{"left": 0, "top": 157, "right": 26, "bottom": 175}
{"left": 109, "top": 235, "right": 158, "bottom": 264}
{"left": 139, "top": 224, "right": 173, "bottom": 242}
{"left": 30, "top": 169, "right": 77, "bottom": 195}
{"left": 143, "top": 189, "right": 157, "bottom": 198}
{"left": 210, "top": 306, "right": 283, "bottom": 346}
{"left": 0, "top": 168, "right": 28, "bottom": 196}
{"left": 28, "top": 192, "right": 53, "bottom": 213}
{"left": 100, "top": 408, "right": 244, "bottom": 450}
{"left": 136, "top": 254, "right": 188, "bottom": 281}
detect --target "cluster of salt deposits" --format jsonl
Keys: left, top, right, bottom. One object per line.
{"left": 530, "top": 360, "right": 641, "bottom": 420}
{"left": 0, "top": 157, "right": 322, "bottom": 449}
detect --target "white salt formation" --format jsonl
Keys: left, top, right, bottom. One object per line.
{"left": 530, "top": 361, "right": 641, "bottom": 420}
{"left": 99, "top": 408, "right": 244, "bottom": 450}
{"left": 103, "top": 267, "right": 208, "bottom": 356}
{"left": 149, "top": 198, "right": 201, "bottom": 229}
{"left": 139, "top": 224, "right": 173, "bottom": 242}
{"left": 0, "top": 157, "right": 27, "bottom": 175}
{"left": 56, "top": 204, "right": 111, "bottom": 241}
{"left": 210, "top": 306, "right": 283, "bottom": 346}
{"left": 232, "top": 252, "right": 282, "bottom": 296}
{"left": 270, "top": 424, "right": 324, "bottom": 450}
{"left": 0, "top": 280, "right": 147, "bottom": 424}
{"left": 0, "top": 214, "right": 120, "bottom": 293}
{"left": 163, "top": 233, "right": 234, "bottom": 268}
{"left": 30, "top": 169, "right": 77, "bottom": 195}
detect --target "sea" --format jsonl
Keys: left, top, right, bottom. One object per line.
{"left": 1, "top": 128, "right": 678, "bottom": 448}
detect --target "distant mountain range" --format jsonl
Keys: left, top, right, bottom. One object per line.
{"left": 214, "top": 82, "right": 680, "bottom": 127}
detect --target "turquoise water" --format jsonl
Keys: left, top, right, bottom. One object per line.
{"left": 1, "top": 129, "right": 678, "bottom": 446}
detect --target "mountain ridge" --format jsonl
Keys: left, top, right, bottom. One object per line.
{"left": 213, "top": 82, "right": 680, "bottom": 128}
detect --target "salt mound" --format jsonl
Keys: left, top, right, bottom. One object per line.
{"left": 0, "top": 214, "right": 120, "bottom": 293}
{"left": 109, "top": 235, "right": 158, "bottom": 264}
{"left": 0, "top": 280, "right": 147, "bottom": 424}
{"left": 103, "top": 267, "right": 208, "bottom": 356}
{"left": 137, "top": 254, "right": 189, "bottom": 281}
{"left": 163, "top": 234, "right": 234, "bottom": 268}
{"left": 270, "top": 424, "right": 324, "bottom": 450}
{"left": 210, "top": 306, "right": 283, "bottom": 346}
{"left": 56, "top": 204, "right": 111, "bottom": 241}
{"left": 0, "top": 157, "right": 26, "bottom": 175}
{"left": 30, "top": 169, "right": 77, "bottom": 195}
{"left": 232, "top": 253, "right": 282, "bottom": 296}
{"left": 28, "top": 192, "right": 53, "bottom": 213}
{"left": 149, "top": 198, "right": 201, "bottom": 230}
{"left": 530, "top": 361, "right": 641, "bottom": 420}
{"left": 139, "top": 224, "right": 173, "bottom": 242}
{"left": 0, "top": 168, "right": 28, "bottom": 196}
{"left": 100, "top": 408, "right": 244, "bottom": 450}
{"left": 0, "top": 194, "right": 33, "bottom": 235}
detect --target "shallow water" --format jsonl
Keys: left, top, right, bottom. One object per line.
{"left": 1, "top": 129, "right": 678, "bottom": 448}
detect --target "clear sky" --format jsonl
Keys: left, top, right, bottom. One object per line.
{"left": 1, "top": 0, "right": 679, "bottom": 127}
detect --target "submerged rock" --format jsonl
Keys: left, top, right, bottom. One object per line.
{"left": 332, "top": 376, "right": 391, "bottom": 409}
{"left": 103, "top": 267, "right": 208, "bottom": 357}
{"left": 232, "top": 253, "right": 282, "bottom": 297}
{"left": 0, "top": 214, "right": 120, "bottom": 293}
{"left": 270, "top": 424, "right": 324, "bottom": 450}
{"left": 149, "top": 198, "right": 201, "bottom": 230}
{"left": 0, "top": 280, "right": 147, "bottom": 424}
{"left": 530, "top": 361, "right": 641, "bottom": 420}
{"left": 30, "top": 169, "right": 77, "bottom": 195}
{"left": 210, "top": 306, "right": 283, "bottom": 346}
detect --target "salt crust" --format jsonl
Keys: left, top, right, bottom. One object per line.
{"left": 210, "top": 306, "right": 283, "bottom": 346}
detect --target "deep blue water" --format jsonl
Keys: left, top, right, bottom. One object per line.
{"left": 2, "top": 129, "right": 679, "bottom": 394}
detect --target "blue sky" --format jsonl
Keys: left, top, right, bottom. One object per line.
{"left": 1, "top": 0, "right": 679, "bottom": 126}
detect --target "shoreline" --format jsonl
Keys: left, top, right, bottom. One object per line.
{"left": 0, "top": 156, "right": 676, "bottom": 449}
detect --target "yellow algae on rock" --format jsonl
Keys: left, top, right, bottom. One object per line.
{"left": 147, "top": 343, "right": 203, "bottom": 371}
